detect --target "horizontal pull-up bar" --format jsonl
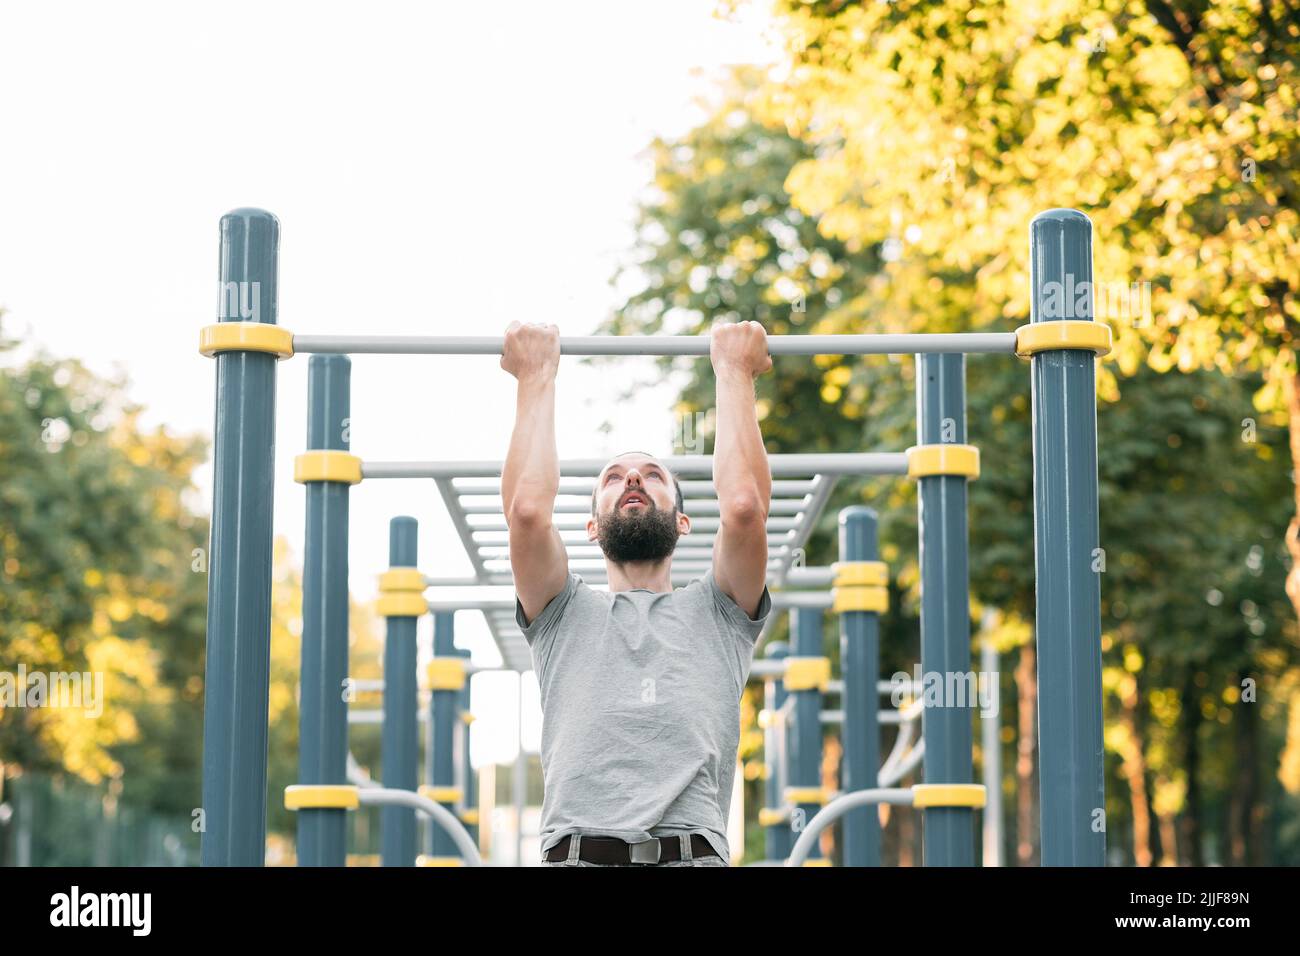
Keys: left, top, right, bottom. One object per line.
{"left": 291, "top": 332, "right": 1018, "bottom": 356}
{"left": 364, "top": 453, "right": 907, "bottom": 479}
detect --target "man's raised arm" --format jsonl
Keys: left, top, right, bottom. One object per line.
{"left": 500, "top": 322, "right": 569, "bottom": 625}
{"left": 709, "top": 321, "right": 773, "bottom": 619}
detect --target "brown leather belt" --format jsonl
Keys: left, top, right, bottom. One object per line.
{"left": 544, "top": 834, "right": 719, "bottom": 865}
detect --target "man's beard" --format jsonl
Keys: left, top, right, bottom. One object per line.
{"left": 594, "top": 501, "right": 680, "bottom": 563}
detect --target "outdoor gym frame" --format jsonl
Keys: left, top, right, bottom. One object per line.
{"left": 199, "top": 205, "right": 1109, "bottom": 867}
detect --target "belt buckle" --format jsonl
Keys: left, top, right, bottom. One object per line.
{"left": 628, "top": 838, "right": 661, "bottom": 865}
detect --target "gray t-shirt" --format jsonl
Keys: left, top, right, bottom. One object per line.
{"left": 515, "top": 568, "right": 772, "bottom": 861}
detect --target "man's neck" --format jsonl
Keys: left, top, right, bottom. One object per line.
{"left": 606, "top": 560, "right": 673, "bottom": 593}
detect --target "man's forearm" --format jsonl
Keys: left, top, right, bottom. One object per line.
{"left": 502, "top": 377, "right": 559, "bottom": 519}
{"left": 712, "top": 371, "right": 771, "bottom": 514}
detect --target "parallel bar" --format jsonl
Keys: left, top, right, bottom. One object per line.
{"left": 465, "top": 516, "right": 802, "bottom": 533}
{"left": 790, "top": 608, "right": 825, "bottom": 863}
{"left": 418, "top": 591, "right": 833, "bottom": 613}
{"left": 917, "top": 352, "right": 976, "bottom": 867}
{"left": 363, "top": 453, "right": 909, "bottom": 479}
{"left": 839, "top": 506, "right": 882, "bottom": 867}
{"left": 381, "top": 518, "right": 420, "bottom": 867}
{"left": 296, "top": 354, "right": 353, "bottom": 867}
{"left": 451, "top": 478, "right": 817, "bottom": 497}
{"left": 201, "top": 208, "right": 280, "bottom": 867}
{"left": 1029, "top": 209, "right": 1105, "bottom": 866}
{"left": 294, "top": 332, "right": 1018, "bottom": 357}
{"left": 763, "top": 641, "right": 792, "bottom": 862}
{"left": 430, "top": 613, "right": 460, "bottom": 860}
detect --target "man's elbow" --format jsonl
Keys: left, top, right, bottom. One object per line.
{"left": 507, "top": 500, "right": 553, "bottom": 530}
{"left": 719, "top": 494, "right": 768, "bottom": 528}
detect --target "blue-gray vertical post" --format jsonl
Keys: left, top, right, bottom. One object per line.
{"left": 839, "top": 506, "right": 882, "bottom": 867}
{"left": 380, "top": 517, "right": 419, "bottom": 866}
{"left": 917, "top": 351, "right": 976, "bottom": 866}
{"left": 429, "top": 612, "right": 460, "bottom": 860}
{"left": 790, "top": 608, "right": 824, "bottom": 863}
{"left": 1029, "top": 209, "right": 1105, "bottom": 866}
{"left": 456, "top": 647, "right": 478, "bottom": 847}
{"left": 201, "top": 208, "right": 281, "bottom": 867}
{"left": 763, "top": 640, "right": 790, "bottom": 861}
{"left": 296, "top": 355, "right": 353, "bottom": 866}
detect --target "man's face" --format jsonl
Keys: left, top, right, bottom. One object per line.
{"left": 588, "top": 454, "right": 689, "bottom": 563}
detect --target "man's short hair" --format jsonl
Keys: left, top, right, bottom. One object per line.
{"left": 591, "top": 451, "right": 684, "bottom": 516}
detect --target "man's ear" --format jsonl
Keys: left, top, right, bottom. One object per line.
{"left": 587, "top": 516, "right": 598, "bottom": 542}
{"left": 677, "top": 512, "right": 691, "bottom": 536}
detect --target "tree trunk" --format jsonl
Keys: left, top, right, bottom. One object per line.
{"left": 1226, "top": 670, "right": 1262, "bottom": 866}
{"left": 1117, "top": 670, "right": 1154, "bottom": 866}
{"left": 1015, "top": 641, "right": 1039, "bottom": 866}
{"left": 1178, "top": 674, "right": 1204, "bottom": 866}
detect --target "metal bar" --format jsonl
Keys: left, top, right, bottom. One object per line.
{"left": 356, "top": 789, "right": 482, "bottom": 866}
{"left": 363, "top": 453, "right": 909, "bottom": 479}
{"left": 790, "top": 608, "right": 824, "bottom": 863}
{"left": 981, "top": 611, "right": 1003, "bottom": 867}
{"left": 294, "top": 332, "right": 1018, "bottom": 356}
{"left": 840, "top": 506, "right": 882, "bottom": 867}
{"left": 296, "top": 354, "right": 353, "bottom": 867}
{"left": 419, "top": 590, "right": 832, "bottom": 613}
{"left": 430, "top": 612, "right": 460, "bottom": 860}
{"left": 763, "top": 641, "right": 792, "bottom": 862}
{"left": 460, "top": 498, "right": 809, "bottom": 516}
{"left": 1029, "top": 208, "right": 1105, "bottom": 866}
{"left": 917, "top": 351, "right": 976, "bottom": 866}
{"left": 451, "top": 478, "right": 818, "bottom": 497}
{"left": 785, "top": 789, "right": 917, "bottom": 867}
{"left": 380, "top": 517, "right": 420, "bottom": 867}
{"left": 201, "top": 208, "right": 281, "bottom": 867}
{"left": 464, "top": 516, "right": 802, "bottom": 533}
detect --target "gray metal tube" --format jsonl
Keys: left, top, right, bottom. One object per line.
{"left": 1029, "top": 208, "right": 1105, "bottom": 866}
{"left": 381, "top": 517, "right": 419, "bottom": 866}
{"left": 201, "top": 208, "right": 281, "bottom": 867}
{"left": 293, "top": 332, "right": 1017, "bottom": 356}
{"left": 296, "top": 354, "right": 353, "bottom": 866}
{"left": 363, "top": 453, "right": 909, "bottom": 479}
{"left": 839, "top": 507, "right": 882, "bottom": 867}
{"left": 430, "top": 612, "right": 460, "bottom": 859}
{"left": 790, "top": 608, "right": 825, "bottom": 862}
{"left": 785, "top": 789, "right": 915, "bottom": 867}
{"left": 457, "top": 647, "right": 478, "bottom": 847}
{"left": 916, "top": 352, "right": 976, "bottom": 866}
{"left": 762, "top": 641, "right": 791, "bottom": 862}
{"left": 981, "top": 614, "right": 1003, "bottom": 867}
{"left": 357, "top": 789, "right": 482, "bottom": 866}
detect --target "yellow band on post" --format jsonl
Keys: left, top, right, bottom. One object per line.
{"left": 376, "top": 593, "right": 429, "bottom": 618}
{"left": 783, "top": 656, "right": 831, "bottom": 693}
{"left": 284, "top": 784, "right": 360, "bottom": 810}
{"left": 379, "top": 568, "right": 426, "bottom": 592}
{"left": 1014, "top": 320, "right": 1112, "bottom": 358}
{"left": 832, "top": 585, "right": 889, "bottom": 615}
{"left": 784, "top": 786, "right": 831, "bottom": 805}
{"left": 831, "top": 561, "right": 888, "bottom": 588}
{"left": 906, "top": 444, "right": 980, "bottom": 480}
{"left": 419, "top": 785, "right": 463, "bottom": 804}
{"left": 758, "top": 807, "right": 788, "bottom": 827}
{"left": 200, "top": 322, "right": 294, "bottom": 358}
{"left": 460, "top": 711, "right": 476, "bottom": 726}
{"left": 416, "top": 856, "right": 465, "bottom": 867}
{"left": 802, "top": 859, "right": 832, "bottom": 867}
{"left": 426, "top": 658, "right": 466, "bottom": 691}
{"left": 912, "top": 783, "right": 987, "bottom": 808}
{"left": 294, "top": 451, "right": 363, "bottom": 485}
{"left": 459, "top": 809, "right": 479, "bottom": 825}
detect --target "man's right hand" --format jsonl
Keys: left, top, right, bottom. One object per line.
{"left": 501, "top": 321, "right": 561, "bottom": 382}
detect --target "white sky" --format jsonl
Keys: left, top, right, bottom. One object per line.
{"left": 0, "top": 1, "right": 780, "bottom": 767}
